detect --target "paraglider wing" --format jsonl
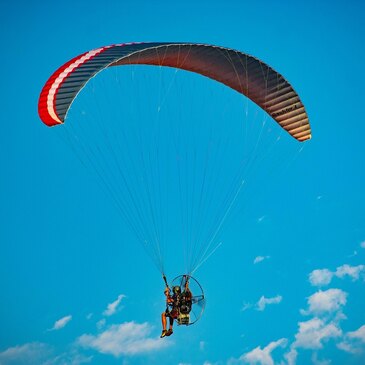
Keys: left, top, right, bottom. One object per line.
{"left": 38, "top": 42, "right": 311, "bottom": 141}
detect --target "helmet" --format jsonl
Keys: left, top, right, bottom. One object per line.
{"left": 173, "top": 286, "right": 181, "bottom": 294}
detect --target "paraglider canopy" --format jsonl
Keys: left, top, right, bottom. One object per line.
{"left": 38, "top": 42, "right": 311, "bottom": 141}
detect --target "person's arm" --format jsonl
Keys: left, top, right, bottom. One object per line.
{"left": 163, "top": 275, "right": 171, "bottom": 302}
{"left": 184, "top": 275, "right": 190, "bottom": 290}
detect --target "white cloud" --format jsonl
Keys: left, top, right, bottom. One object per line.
{"left": 347, "top": 324, "right": 365, "bottom": 342}
{"left": 311, "top": 352, "right": 331, "bottom": 365}
{"left": 301, "top": 289, "right": 347, "bottom": 316}
{"left": 309, "top": 264, "right": 365, "bottom": 287}
{"left": 360, "top": 241, "right": 365, "bottom": 249}
{"left": 78, "top": 321, "right": 168, "bottom": 357}
{"left": 335, "top": 264, "right": 365, "bottom": 280}
{"left": 0, "top": 343, "right": 91, "bottom": 365}
{"left": 210, "top": 259, "right": 361, "bottom": 365}
{"left": 309, "top": 269, "right": 333, "bottom": 286}
{"left": 103, "top": 294, "right": 125, "bottom": 316}
{"left": 337, "top": 340, "right": 359, "bottom": 354}
{"left": 0, "top": 343, "right": 51, "bottom": 365}
{"left": 256, "top": 295, "right": 282, "bottom": 311}
{"left": 337, "top": 324, "right": 365, "bottom": 354}
{"left": 42, "top": 350, "right": 93, "bottom": 365}
{"left": 241, "top": 302, "right": 253, "bottom": 312}
{"left": 96, "top": 318, "right": 106, "bottom": 330}
{"left": 293, "top": 317, "right": 342, "bottom": 350}
{"left": 253, "top": 256, "right": 270, "bottom": 264}
{"left": 50, "top": 315, "right": 72, "bottom": 331}
{"left": 287, "top": 286, "right": 348, "bottom": 364}
{"left": 284, "top": 348, "right": 297, "bottom": 365}
{"left": 240, "top": 338, "right": 287, "bottom": 365}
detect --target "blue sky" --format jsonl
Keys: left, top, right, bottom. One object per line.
{"left": 1, "top": 1, "right": 365, "bottom": 365}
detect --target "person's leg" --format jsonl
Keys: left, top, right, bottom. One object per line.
{"left": 160, "top": 312, "right": 168, "bottom": 338}
{"left": 169, "top": 317, "right": 173, "bottom": 330}
{"left": 166, "top": 317, "right": 174, "bottom": 336}
{"left": 161, "top": 312, "right": 167, "bottom": 330}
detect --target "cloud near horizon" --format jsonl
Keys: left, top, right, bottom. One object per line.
{"left": 240, "top": 338, "right": 287, "bottom": 365}
{"left": 293, "top": 317, "right": 342, "bottom": 350}
{"left": 241, "top": 261, "right": 364, "bottom": 365}
{"left": 0, "top": 343, "right": 51, "bottom": 365}
{"left": 77, "top": 321, "right": 168, "bottom": 357}
{"left": 285, "top": 286, "right": 349, "bottom": 364}
{"left": 284, "top": 315, "right": 343, "bottom": 365}
{"left": 0, "top": 342, "right": 92, "bottom": 365}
